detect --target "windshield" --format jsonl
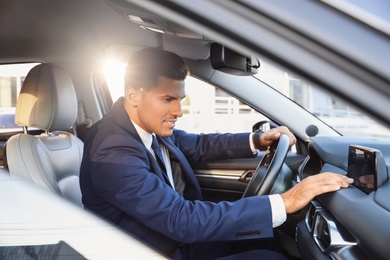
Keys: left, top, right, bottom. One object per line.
{"left": 255, "top": 59, "right": 390, "bottom": 141}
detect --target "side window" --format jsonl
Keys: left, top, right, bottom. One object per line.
{"left": 104, "top": 62, "right": 267, "bottom": 134}
{"left": 0, "top": 63, "right": 39, "bottom": 132}
{"left": 176, "top": 77, "right": 267, "bottom": 134}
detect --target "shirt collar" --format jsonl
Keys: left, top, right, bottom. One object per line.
{"left": 131, "top": 119, "right": 153, "bottom": 150}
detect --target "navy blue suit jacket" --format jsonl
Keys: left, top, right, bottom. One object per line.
{"left": 80, "top": 98, "right": 274, "bottom": 256}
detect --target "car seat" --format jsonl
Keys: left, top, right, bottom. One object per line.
{"left": 5, "top": 63, "right": 83, "bottom": 207}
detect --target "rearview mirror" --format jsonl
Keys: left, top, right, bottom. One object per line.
{"left": 252, "top": 120, "right": 270, "bottom": 133}
{"left": 210, "top": 43, "right": 259, "bottom": 76}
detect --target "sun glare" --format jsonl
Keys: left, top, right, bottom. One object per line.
{"left": 104, "top": 61, "right": 127, "bottom": 101}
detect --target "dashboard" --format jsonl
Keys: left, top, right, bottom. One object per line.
{"left": 296, "top": 136, "right": 390, "bottom": 260}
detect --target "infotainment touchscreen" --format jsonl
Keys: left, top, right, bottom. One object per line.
{"left": 347, "top": 145, "right": 377, "bottom": 194}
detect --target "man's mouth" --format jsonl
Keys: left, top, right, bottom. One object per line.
{"left": 164, "top": 119, "right": 176, "bottom": 128}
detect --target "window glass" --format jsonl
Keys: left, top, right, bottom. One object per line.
{"left": 255, "top": 60, "right": 390, "bottom": 141}
{"left": 104, "top": 62, "right": 126, "bottom": 101}
{"left": 177, "top": 77, "right": 267, "bottom": 133}
{"left": 0, "top": 63, "right": 39, "bottom": 131}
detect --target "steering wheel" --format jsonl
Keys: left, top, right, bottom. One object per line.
{"left": 242, "top": 134, "right": 290, "bottom": 197}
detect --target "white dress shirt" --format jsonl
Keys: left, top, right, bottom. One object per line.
{"left": 131, "top": 120, "right": 176, "bottom": 189}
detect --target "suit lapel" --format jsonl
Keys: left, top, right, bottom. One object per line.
{"left": 110, "top": 98, "right": 202, "bottom": 200}
{"left": 110, "top": 98, "right": 170, "bottom": 185}
{"left": 158, "top": 136, "right": 202, "bottom": 200}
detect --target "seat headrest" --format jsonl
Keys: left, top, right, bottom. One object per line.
{"left": 15, "top": 64, "right": 77, "bottom": 131}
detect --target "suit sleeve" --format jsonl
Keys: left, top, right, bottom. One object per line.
{"left": 87, "top": 127, "right": 273, "bottom": 244}
{"left": 172, "top": 129, "right": 255, "bottom": 162}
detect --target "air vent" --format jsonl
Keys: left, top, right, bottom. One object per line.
{"left": 312, "top": 211, "right": 357, "bottom": 254}
{"left": 305, "top": 200, "right": 324, "bottom": 233}
{"left": 314, "top": 215, "right": 331, "bottom": 251}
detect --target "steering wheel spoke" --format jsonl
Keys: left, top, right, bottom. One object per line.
{"left": 242, "top": 134, "right": 290, "bottom": 197}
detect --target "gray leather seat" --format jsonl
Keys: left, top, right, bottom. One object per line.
{"left": 6, "top": 63, "right": 83, "bottom": 207}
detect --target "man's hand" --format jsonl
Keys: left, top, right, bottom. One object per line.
{"left": 281, "top": 172, "right": 353, "bottom": 214}
{"left": 259, "top": 126, "right": 296, "bottom": 147}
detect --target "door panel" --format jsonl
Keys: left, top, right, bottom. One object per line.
{"left": 191, "top": 153, "right": 262, "bottom": 202}
{"left": 192, "top": 152, "right": 306, "bottom": 202}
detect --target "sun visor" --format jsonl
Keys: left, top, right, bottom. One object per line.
{"left": 162, "top": 36, "right": 210, "bottom": 60}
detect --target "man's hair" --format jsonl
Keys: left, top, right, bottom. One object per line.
{"left": 125, "top": 48, "right": 190, "bottom": 91}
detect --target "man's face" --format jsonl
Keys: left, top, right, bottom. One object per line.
{"left": 133, "top": 76, "right": 185, "bottom": 137}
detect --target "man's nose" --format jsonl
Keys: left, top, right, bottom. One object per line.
{"left": 172, "top": 101, "right": 183, "bottom": 117}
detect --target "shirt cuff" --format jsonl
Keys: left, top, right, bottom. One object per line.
{"left": 269, "top": 194, "right": 287, "bottom": 228}
{"left": 249, "top": 133, "right": 258, "bottom": 153}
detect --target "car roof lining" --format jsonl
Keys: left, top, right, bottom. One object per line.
{"left": 0, "top": 0, "right": 211, "bottom": 64}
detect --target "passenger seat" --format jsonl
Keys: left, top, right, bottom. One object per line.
{"left": 5, "top": 63, "right": 83, "bottom": 207}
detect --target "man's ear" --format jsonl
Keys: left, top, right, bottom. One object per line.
{"left": 125, "top": 88, "right": 138, "bottom": 107}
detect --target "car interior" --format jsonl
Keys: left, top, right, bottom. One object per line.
{"left": 1, "top": 0, "right": 390, "bottom": 259}
{"left": 5, "top": 63, "right": 84, "bottom": 207}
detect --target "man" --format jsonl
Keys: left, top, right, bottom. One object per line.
{"left": 80, "top": 48, "right": 352, "bottom": 259}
